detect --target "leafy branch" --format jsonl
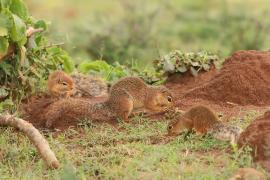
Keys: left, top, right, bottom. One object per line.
{"left": 154, "top": 50, "right": 219, "bottom": 77}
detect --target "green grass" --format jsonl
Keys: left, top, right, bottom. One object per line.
{"left": 0, "top": 110, "right": 269, "bottom": 179}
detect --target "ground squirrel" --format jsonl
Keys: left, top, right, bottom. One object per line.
{"left": 47, "top": 70, "right": 75, "bottom": 98}
{"left": 71, "top": 73, "right": 108, "bottom": 98}
{"left": 110, "top": 76, "right": 173, "bottom": 119}
{"left": 167, "top": 105, "right": 243, "bottom": 145}
{"left": 229, "top": 168, "right": 266, "bottom": 180}
{"left": 44, "top": 77, "right": 173, "bottom": 127}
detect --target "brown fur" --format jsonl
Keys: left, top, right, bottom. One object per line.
{"left": 44, "top": 98, "right": 116, "bottom": 128}
{"left": 229, "top": 168, "right": 266, "bottom": 180}
{"left": 47, "top": 70, "right": 75, "bottom": 98}
{"left": 22, "top": 76, "right": 173, "bottom": 128}
{"left": 237, "top": 111, "right": 270, "bottom": 171}
{"left": 167, "top": 105, "right": 219, "bottom": 136}
{"left": 110, "top": 77, "right": 173, "bottom": 122}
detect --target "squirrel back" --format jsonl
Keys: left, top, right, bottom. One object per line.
{"left": 44, "top": 98, "right": 116, "bottom": 128}
{"left": 47, "top": 70, "right": 74, "bottom": 98}
{"left": 167, "top": 105, "right": 219, "bottom": 135}
{"left": 110, "top": 76, "right": 173, "bottom": 112}
{"left": 110, "top": 76, "right": 147, "bottom": 108}
{"left": 167, "top": 105, "right": 243, "bottom": 144}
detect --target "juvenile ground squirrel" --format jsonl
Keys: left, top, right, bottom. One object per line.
{"left": 167, "top": 105, "right": 242, "bottom": 145}
{"left": 44, "top": 76, "right": 173, "bottom": 127}
{"left": 110, "top": 76, "right": 173, "bottom": 121}
{"left": 47, "top": 70, "right": 75, "bottom": 98}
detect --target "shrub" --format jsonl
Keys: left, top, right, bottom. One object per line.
{"left": 0, "top": 0, "right": 74, "bottom": 111}
{"left": 154, "top": 50, "right": 219, "bottom": 76}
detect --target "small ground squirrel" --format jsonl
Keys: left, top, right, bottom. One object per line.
{"left": 110, "top": 76, "right": 173, "bottom": 121}
{"left": 44, "top": 77, "right": 173, "bottom": 127}
{"left": 47, "top": 70, "right": 75, "bottom": 98}
{"left": 167, "top": 105, "right": 242, "bottom": 144}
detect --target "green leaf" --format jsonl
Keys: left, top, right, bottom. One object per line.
{"left": 78, "top": 60, "right": 111, "bottom": 74}
{"left": 177, "top": 66, "right": 187, "bottom": 73}
{"left": 0, "top": 0, "right": 11, "bottom": 9}
{"left": 0, "top": 87, "right": 9, "bottom": 98}
{"left": 190, "top": 66, "right": 198, "bottom": 77}
{"left": 0, "top": 11, "right": 13, "bottom": 30}
{"left": 190, "top": 61, "right": 199, "bottom": 66}
{"left": 202, "top": 64, "right": 210, "bottom": 71}
{"left": 9, "top": 0, "right": 28, "bottom": 21}
{"left": 0, "top": 37, "right": 9, "bottom": 54}
{"left": 34, "top": 20, "right": 47, "bottom": 30}
{"left": 0, "top": 27, "right": 8, "bottom": 36}
{"left": 62, "top": 55, "right": 75, "bottom": 73}
{"left": 10, "top": 14, "right": 27, "bottom": 46}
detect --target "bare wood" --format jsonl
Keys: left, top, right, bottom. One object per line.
{"left": 0, "top": 113, "right": 60, "bottom": 169}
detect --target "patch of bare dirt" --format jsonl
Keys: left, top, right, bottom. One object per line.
{"left": 166, "top": 50, "right": 270, "bottom": 119}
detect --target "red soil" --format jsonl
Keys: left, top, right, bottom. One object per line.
{"left": 21, "top": 50, "right": 270, "bottom": 130}
{"left": 166, "top": 50, "right": 270, "bottom": 119}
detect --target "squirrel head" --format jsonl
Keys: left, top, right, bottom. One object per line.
{"left": 146, "top": 86, "right": 174, "bottom": 112}
{"left": 48, "top": 71, "right": 75, "bottom": 97}
{"left": 167, "top": 116, "right": 192, "bottom": 136}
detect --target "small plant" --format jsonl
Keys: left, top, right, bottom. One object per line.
{"left": 0, "top": 0, "right": 74, "bottom": 111}
{"left": 78, "top": 60, "right": 164, "bottom": 84}
{"left": 154, "top": 50, "right": 219, "bottom": 77}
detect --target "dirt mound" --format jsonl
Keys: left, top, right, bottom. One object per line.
{"left": 166, "top": 50, "right": 270, "bottom": 116}
{"left": 238, "top": 111, "right": 270, "bottom": 171}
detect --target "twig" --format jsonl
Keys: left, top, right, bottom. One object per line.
{"left": 26, "top": 27, "right": 44, "bottom": 37}
{"left": 41, "top": 42, "right": 65, "bottom": 50}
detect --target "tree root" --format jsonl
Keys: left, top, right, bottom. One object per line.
{"left": 0, "top": 113, "right": 60, "bottom": 169}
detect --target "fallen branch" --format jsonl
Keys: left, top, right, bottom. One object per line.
{"left": 0, "top": 113, "right": 60, "bottom": 169}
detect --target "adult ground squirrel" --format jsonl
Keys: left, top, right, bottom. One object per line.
{"left": 110, "top": 76, "right": 173, "bottom": 120}
{"left": 47, "top": 70, "right": 75, "bottom": 98}
{"left": 167, "top": 105, "right": 243, "bottom": 145}
{"left": 43, "top": 77, "right": 173, "bottom": 127}
{"left": 71, "top": 73, "right": 108, "bottom": 98}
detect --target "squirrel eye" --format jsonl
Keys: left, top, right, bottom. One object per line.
{"left": 167, "top": 96, "right": 172, "bottom": 102}
{"left": 61, "top": 82, "right": 68, "bottom": 86}
{"left": 168, "top": 125, "right": 173, "bottom": 130}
